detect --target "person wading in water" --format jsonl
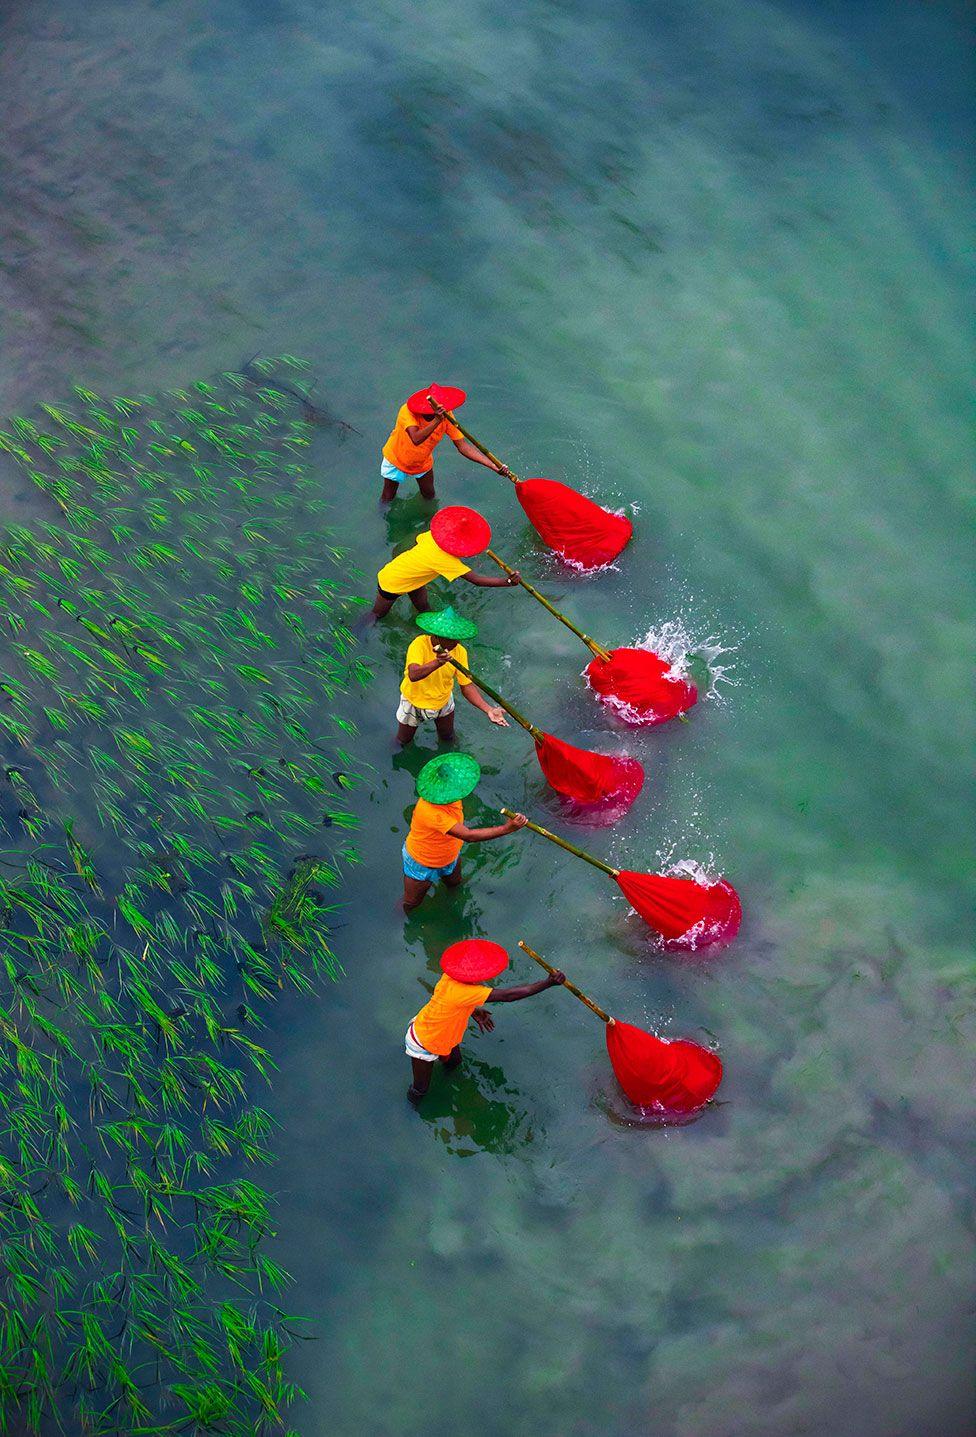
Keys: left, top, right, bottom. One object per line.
{"left": 405, "top": 939, "right": 564, "bottom": 1104}
{"left": 371, "top": 505, "right": 518, "bottom": 620}
{"left": 379, "top": 384, "right": 510, "bottom": 502}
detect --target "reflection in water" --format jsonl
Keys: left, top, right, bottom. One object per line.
{"left": 415, "top": 1054, "right": 537, "bottom": 1158}
{"left": 599, "top": 1091, "right": 713, "bottom": 1131}
{"left": 404, "top": 884, "right": 487, "bottom": 969}
{"left": 382, "top": 491, "right": 437, "bottom": 549}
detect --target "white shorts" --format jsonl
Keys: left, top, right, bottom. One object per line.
{"left": 381, "top": 457, "right": 431, "bottom": 484}
{"left": 396, "top": 695, "right": 455, "bottom": 727}
{"left": 405, "top": 1022, "right": 438, "bottom": 1062}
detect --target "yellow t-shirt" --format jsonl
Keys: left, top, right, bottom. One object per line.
{"left": 400, "top": 636, "right": 472, "bottom": 708}
{"left": 383, "top": 403, "right": 462, "bottom": 475}
{"left": 411, "top": 974, "right": 494, "bottom": 1056}
{"left": 377, "top": 531, "right": 471, "bottom": 595}
{"left": 405, "top": 798, "right": 464, "bottom": 868}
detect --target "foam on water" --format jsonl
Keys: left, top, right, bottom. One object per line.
{"left": 636, "top": 618, "right": 738, "bottom": 701}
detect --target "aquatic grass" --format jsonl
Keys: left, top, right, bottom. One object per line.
{"left": 0, "top": 358, "right": 369, "bottom": 1434}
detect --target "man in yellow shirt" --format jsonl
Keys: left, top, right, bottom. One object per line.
{"left": 402, "top": 752, "right": 527, "bottom": 912}
{"left": 405, "top": 939, "right": 564, "bottom": 1103}
{"left": 397, "top": 606, "right": 508, "bottom": 745}
{"left": 372, "top": 505, "right": 519, "bottom": 618}
{"left": 380, "top": 383, "right": 510, "bottom": 502}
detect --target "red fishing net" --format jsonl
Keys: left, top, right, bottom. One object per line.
{"left": 516, "top": 478, "right": 632, "bottom": 570}
{"left": 614, "top": 871, "right": 742, "bottom": 950}
{"left": 586, "top": 647, "right": 697, "bottom": 725}
{"left": 534, "top": 733, "right": 644, "bottom": 806}
{"left": 605, "top": 1020, "right": 722, "bottom": 1112}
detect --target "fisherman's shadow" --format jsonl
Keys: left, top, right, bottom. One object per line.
{"left": 402, "top": 881, "right": 487, "bottom": 962}
{"left": 414, "top": 1053, "right": 538, "bottom": 1158}
{"left": 381, "top": 493, "right": 436, "bottom": 550}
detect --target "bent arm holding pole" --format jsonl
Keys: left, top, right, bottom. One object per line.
{"left": 518, "top": 940, "right": 613, "bottom": 1024}
{"left": 443, "top": 655, "right": 542, "bottom": 740}
{"left": 486, "top": 549, "right": 612, "bottom": 662}
{"left": 500, "top": 807, "right": 620, "bottom": 877}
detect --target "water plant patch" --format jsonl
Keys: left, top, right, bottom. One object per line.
{"left": 0, "top": 357, "right": 370, "bottom": 1434}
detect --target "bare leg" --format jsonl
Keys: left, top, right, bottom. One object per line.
{"left": 396, "top": 722, "right": 417, "bottom": 746}
{"left": 439, "top": 1045, "right": 462, "bottom": 1072}
{"left": 408, "top": 1057, "right": 434, "bottom": 1103}
{"left": 414, "top": 469, "right": 435, "bottom": 501}
{"left": 381, "top": 478, "right": 400, "bottom": 503}
{"left": 372, "top": 588, "right": 397, "bottom": 619}
{"left": 441, "top": 859, "right": 463, "bottom": 891}
{"left": 403, "top": 875, "right": 432, "bottom": 911}
{"left": 433, "top": 711, "right": 456, "bottom": 743}
{"left": 408, "top": 585, "right": 431, "bottom": 613}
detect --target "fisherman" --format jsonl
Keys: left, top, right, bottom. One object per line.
{"left": 380, "top": 384, "right": 510, "bottom": 502}
{"left": 372, "top": 505, "right": 519, "bottom": 619}
{"left": 397, "top": 606, "right": 508, "bottom": 746}
{"left": 402, "top": 753, "right": 526, "bottom": 912}
{"left": 405, "top": 939, "right": 565, "bottom": 1103}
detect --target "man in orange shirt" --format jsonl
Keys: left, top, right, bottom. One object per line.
{"left": 406, "top": 939, "right": 565, "bottom": 1103}
{"left": 402, "top": 752, "right": 526, "bottom": 912}
{"left": 380, "top": 383, "right": 510, "bottom": 502}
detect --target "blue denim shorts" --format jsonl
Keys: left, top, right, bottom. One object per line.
{"left": 381, "top": 458, "right": 431, "bottom": 485}
{"left": 402, "top": 842, "right": 459, "bottom": 883}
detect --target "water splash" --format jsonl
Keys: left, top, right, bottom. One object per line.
{"left": 637, "top": 618, "right": 737, "bottom": 701}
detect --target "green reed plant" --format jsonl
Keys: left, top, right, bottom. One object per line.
{"left": 0, "top": 358, "right": 371, "bottom": 1434}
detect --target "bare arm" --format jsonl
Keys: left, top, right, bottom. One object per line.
{"left": 452, "top": 437, "right": 510, "bottom": 474}
{"left": 487, "top": 973, "right": 564, "bottom": 1003}
{"left": 461, "top": 683, "right": 509, "bottom": 726}
{"left": 406, "top": 416, "right": 443, "bottom": 445}
{"left": 485, "top": 971, "right": 560, "bottom": 1005}
{"left": 470, "top": 970, "right": 565, "bottom": 1032}
{"left": 447, "top": 812, "right": 527, "bottom": 843}
{"left": 407, "top": 653, "right": 451, "bottom": 682}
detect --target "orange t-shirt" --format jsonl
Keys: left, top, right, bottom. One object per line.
{"left": 383, "top": 403, "right": 462, "bottom": 475}
{"left": 405, "top": 798, "right": 464, "bottom": 868}
{"left": 411, "top": 974, "right": 494, "bottom": 1056}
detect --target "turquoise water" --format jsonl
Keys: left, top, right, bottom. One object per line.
{"left": 2, "top": 1, "right": 973, "bottom": 1432}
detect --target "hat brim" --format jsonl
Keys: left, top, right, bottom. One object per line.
{"left": 441, "top": 940, "right": 509, "bottom": 982}
{"left": 415, "top": 608, "right": 479, "bottom": 641}
{"left": 406, "top": 384, "right": 467, "bottom": 417}
{"left": 416, "top": 752, "right": 481, "bottom": 804}
{"left": 430, "top": 506, "right": 492, "bottom": 559}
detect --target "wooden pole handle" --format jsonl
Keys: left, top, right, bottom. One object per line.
{"left": 500, "top": 808, "right": 619, "bottom": 877}
{"left": 438, "top": 413, "right": 520, "bottom": 484}
{"left": 485, "top": 550, "right": 612, "bottom": 663}
{"left": 441, "top": 653, "right": 541, "bottom": 739}
{"left": 518, "top": 940, "right": 612, "bottom": 1024}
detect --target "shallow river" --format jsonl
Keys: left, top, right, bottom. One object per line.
{"left": 1, "top": 1, "right": 973, "bottom": 1433}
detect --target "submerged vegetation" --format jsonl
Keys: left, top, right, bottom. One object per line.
{"left": 0, "top": 358, "right": 370, "bottom": 1433}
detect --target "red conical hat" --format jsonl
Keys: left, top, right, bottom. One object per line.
{"left": 440, "top": 939, "right": 508, "bottom": 983}
{"left": 430, "top": 505, "right": 492, "bottom": 558}
{"left": 406, "top": 384, "right": 467, "bottom": 416}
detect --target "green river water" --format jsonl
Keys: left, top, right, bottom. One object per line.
{"left": 1, "top": 1, "right": 973, "bottom": 1433}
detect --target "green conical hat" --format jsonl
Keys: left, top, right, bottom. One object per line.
{"left": 416, "top": 751, "right": 481, "bottom": 805}
{"left": 415, "top": 605, "right": 478, "bottom": 642}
